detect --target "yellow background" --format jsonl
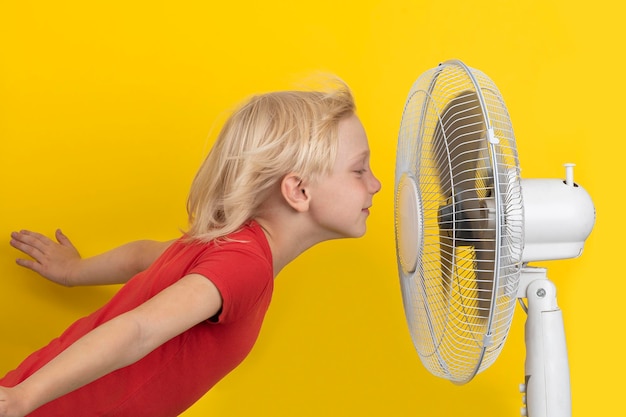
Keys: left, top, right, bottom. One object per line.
{"left": 0, "top": 1, "right": 621, "bottom": 416}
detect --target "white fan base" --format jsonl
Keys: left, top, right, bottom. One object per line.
{"left": 518, "top": 267, "right": 571, "bottom": 417}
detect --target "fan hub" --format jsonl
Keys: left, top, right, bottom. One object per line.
{"left": 395, "top": 173, "right": 421, "bottom": 274}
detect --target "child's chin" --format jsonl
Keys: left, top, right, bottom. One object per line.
{"left": 353, "top": 228, "right": 367, "bottom": 238}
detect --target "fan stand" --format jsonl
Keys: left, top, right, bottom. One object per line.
{"left": 518, "top": 266, "right": 571, "bottom": 417}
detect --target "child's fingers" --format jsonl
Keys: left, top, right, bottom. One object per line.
{"left": 11, "top": 230, "right": 51, "bottom": 248}
{"left": 10, "top": 232, "right": 44, "bottom": 257}
{"left": 55, "top": 229, "right": 75, "bottom": 249}
{"left": 13, "top": 231, "right": 44, "bottom": 245}
{"left": 15, "top": 257, "right": 44, "bottom": 275}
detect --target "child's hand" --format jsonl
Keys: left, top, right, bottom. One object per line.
{"left": 0, "top": 386, "right": 27, "bottom": 417}
{"left": 10, "top": 229, "right": 81, "bottom": 287}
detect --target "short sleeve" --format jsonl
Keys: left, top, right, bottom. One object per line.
{"left": 189, "top": 240, "right": 273, "bottom": 323}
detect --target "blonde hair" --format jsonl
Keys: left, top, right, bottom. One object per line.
{"left": 186, "top": 80, "right": 355, "bottom": 242}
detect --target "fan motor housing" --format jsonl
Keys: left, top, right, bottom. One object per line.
{"left": 521, "top": 178, "right": 595, "bottom": 262}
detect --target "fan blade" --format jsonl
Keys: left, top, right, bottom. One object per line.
{"left": 474, "top": 230, "right": 496, "bottom": 315}
{"left": 434, "top": 90, "right": 494, "bottom": 319}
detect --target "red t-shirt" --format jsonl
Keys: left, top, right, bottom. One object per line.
{"left": 1, "top": 222, "right": 274, "bottom": 416}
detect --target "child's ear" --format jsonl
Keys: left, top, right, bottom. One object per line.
{"left": 281, "top": 173, "right": 310, "bottom": 212}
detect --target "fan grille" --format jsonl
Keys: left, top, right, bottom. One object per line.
{"left": 394, "top": 61, "right": 524, "bottom": 384}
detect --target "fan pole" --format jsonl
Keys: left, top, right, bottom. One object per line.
{"left": 518, "top": 267, "right": 571, "bottom": 417}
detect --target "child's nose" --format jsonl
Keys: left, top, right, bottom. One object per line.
{"left": 369, "top": 171, "right": 382, "bottom": 194}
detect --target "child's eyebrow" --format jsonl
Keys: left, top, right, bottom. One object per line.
{"left": 350, "top": 149, "right": 370, "bottom": 161}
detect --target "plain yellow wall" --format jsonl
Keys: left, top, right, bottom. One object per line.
{"left": 0, "top": 1, "right": 621, "bottom": 416}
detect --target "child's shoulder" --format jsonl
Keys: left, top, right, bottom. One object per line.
{"left": 168, "top": 221, "right": 270, "bottom": 260}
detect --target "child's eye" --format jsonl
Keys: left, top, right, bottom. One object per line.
{"left": 354, "top": 169, "right": 366, "bottom": 175}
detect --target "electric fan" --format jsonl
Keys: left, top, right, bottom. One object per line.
{"left": 394, "top": 60, "right": 595, "bottom": 417}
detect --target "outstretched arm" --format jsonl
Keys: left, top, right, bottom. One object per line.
{"left": 10, "top": 229, "right": 173, "bottom": 286}
{"left": 0, "top": 273, "right": 222, "bottom": 417}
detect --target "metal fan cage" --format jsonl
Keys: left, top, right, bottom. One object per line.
{"left": 394, "top": 60, "right": 524, "bottom": 384}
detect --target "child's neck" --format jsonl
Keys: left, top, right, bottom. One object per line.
{"left": 254, "top": 215, "right": 324, "bottom": 278}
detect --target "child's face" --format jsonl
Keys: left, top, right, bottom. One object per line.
{"left": 307, "top": 114, "right": 381, "bottom": 239}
